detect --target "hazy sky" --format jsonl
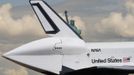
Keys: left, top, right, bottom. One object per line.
{"left": 1, "top": 0, "right": 134, "bottom": 75}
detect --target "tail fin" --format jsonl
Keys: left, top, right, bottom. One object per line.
{"left": 30, "top": 0, "right": 82, "bottom": 39}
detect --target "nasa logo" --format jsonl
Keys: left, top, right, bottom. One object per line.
{"left": 91, "top": 48, "right": 101, "bottom": 52}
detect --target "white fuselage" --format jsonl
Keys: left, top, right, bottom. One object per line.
{"left": 5, "top": 37, "right": 86, "bottom": 56}
{"left": 4, "top": 37, "right": 134, "bottom": 72}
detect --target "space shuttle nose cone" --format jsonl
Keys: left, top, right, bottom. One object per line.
{"left": 2, "top": 51, "right": 15, "bottom": 61}
{"left": 2, "top": 48, "right": 19, "bottom": 60}
{"left": 2, "top": 52, "right": 9, "bottom": 57}
{"left": 2, "top": 53, "right": 8, "bottom": 58}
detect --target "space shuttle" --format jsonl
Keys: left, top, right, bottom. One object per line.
{"left": 2, "top": 0, "right": 134, "bottom": 75}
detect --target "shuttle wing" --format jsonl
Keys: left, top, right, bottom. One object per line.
{"left": 30, "top": 0, "right": 82, "bottom": 39}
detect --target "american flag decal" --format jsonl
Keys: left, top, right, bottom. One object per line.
{"left": 123, "top": 57, "right": 131, "bottom": 63}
